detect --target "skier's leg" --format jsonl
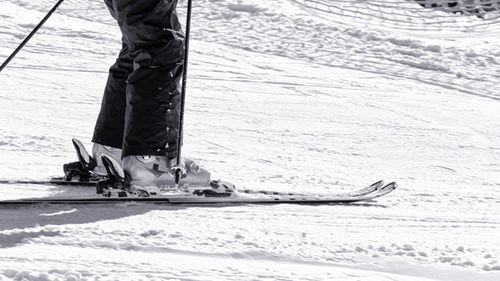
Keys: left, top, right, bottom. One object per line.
{"left": 111, "top": 0, "right": 184, "bottom": 158}
{"left": 112, "top": 0, "right": 210, "bottom": 187}
{"left": 90, "top": 0, "right": 133, "bottom": 175}
{"left": 91, "top": 40, "right": 133, "bottom": 149}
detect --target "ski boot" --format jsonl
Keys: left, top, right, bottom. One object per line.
{"left": 123, "top": 155, "right": 211, "bottom": 188}
{"left": 96, "top": 155, "right": 235, "bottom": 198}
{"left": 62, "top": 138, "right": 121, "bottom": 183}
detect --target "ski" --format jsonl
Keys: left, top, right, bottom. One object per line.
{"left": 0, "top": 173, "right": 387, "bottom": 201}
{"left": 0, "top": 177, "right": 387, "bottom": 199}
{"left": 0, "top": 178, "right": 390, "bottom": 201}
{"left": 0, "top": 181, "right": 396, "bottom": 205}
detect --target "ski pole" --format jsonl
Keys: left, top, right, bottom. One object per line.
{"left": 173, "top": 0, "right": 193, "bottom": 184}
{"left": 0, "top": 0, "right": 65, "bottom": 73}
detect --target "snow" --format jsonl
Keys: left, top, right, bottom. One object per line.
{"left": 0, "top": 0, "right": 499, "bottom": 280}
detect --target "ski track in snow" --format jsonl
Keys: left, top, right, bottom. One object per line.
{"left": 0, "top": 0, "right": 499, "bottom": 280}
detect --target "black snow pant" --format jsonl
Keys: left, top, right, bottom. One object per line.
{"left": 92, "top": 0, "right": 184, "bottom": 159}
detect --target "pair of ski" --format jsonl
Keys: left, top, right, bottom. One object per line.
{"left": 0, "top": 180, "right": 396, "bottom": 205}
{"left": 0, "top": 139, "right": 397, "bottom": 205}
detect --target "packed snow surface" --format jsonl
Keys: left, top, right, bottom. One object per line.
{"left": 0, "top": 0, "right": 499, "bottom": 280}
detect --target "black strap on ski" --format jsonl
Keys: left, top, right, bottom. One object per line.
{"left": 174, "top": 0, "right": 193, "bottom": 184}
{"left": 0, "top": 0, "right": 65, "bottom": 73}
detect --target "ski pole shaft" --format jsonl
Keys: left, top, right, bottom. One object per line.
{"left": 0, "top": 0, "right": 65, "bottom": 73}
{"left": 174, "top": 0, "right": 193, "bottom": 184}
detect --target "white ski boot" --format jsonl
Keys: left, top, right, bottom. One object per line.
{"left": 122, "top": 155, "right": 210, "bottom": 188}
{"left": 97, "top": 155, "right": 235, "bottom": 198}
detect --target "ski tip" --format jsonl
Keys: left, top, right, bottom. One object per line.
{"left": 371, "top": 180, "right": 385, "bottom": 189}
{"left": 383, "top": 182, "right": 398, "bottom": 190}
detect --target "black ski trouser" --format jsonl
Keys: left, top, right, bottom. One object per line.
{"left": 92, "top": 0, "right": 184, "bottom": 159}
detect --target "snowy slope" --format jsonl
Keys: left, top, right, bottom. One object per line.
{"left": 0, "top": 0, "right": 499, "bottom": 280}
